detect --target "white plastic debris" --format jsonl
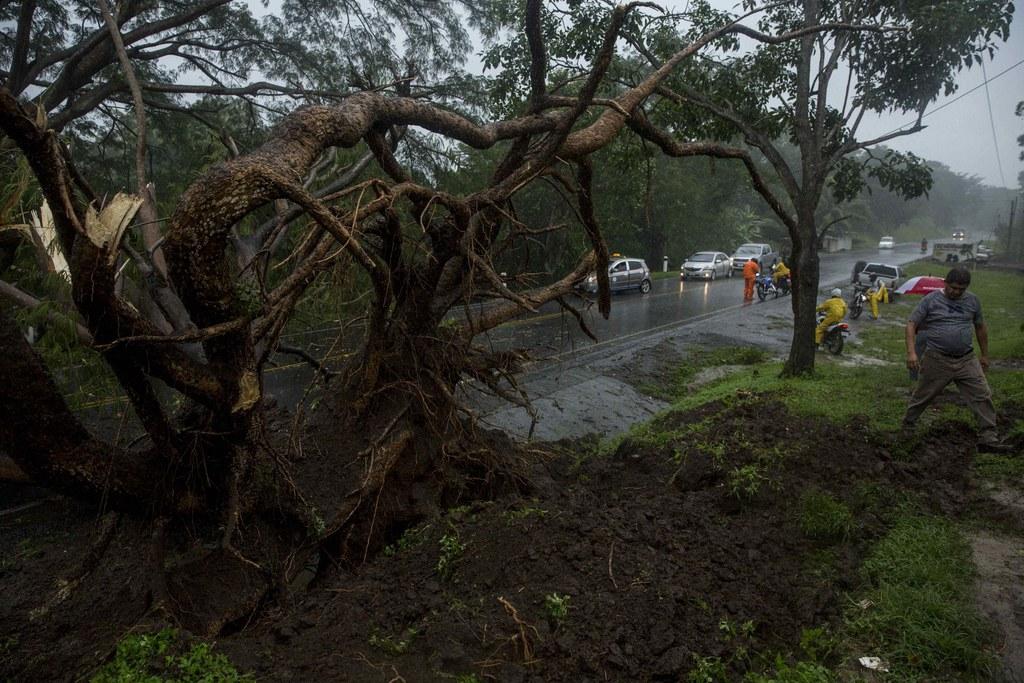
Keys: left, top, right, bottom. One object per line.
{"left": 858, "top": 656, "right": 890, "bottom": 672}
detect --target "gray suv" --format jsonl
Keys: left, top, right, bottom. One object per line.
{"left": 580, "top": 256, "right": 652, "bottom": 294}
{"left": 730, "top": 243, "right": 779, "bottom": 272}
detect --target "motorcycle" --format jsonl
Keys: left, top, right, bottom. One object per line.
{"left": 848, "top": 283, "right": 870, "bottom": 320}
{"left": 816, "top": 311, "right": 850, "bottom": 355}
{"left": 755, "top": 273, "right": 778, "bottom": 301}
{"left": 920, "top": 239, "right": 928, "bottom": 254}
{"left": 776, "top": 275, "right": 791, "bottom": 296}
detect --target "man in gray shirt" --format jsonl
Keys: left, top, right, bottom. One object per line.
{"left": 903, "top": 267, "right": 1010, "bottom": 453}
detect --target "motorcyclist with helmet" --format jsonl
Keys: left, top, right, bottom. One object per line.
{"left": 771, "top": 259, "right": 791, "bottom": 294}
{"left": 816, "top": 288, "right": 848, "bottom": 346}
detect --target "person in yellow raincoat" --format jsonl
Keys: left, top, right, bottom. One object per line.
{"left": 866, "top": 276, "right": 889, "bottom": 320}
{"left": 816, "top": 288, "right": 848, "bottom": 345}
{"left": 772, "top": 259, "right": 791, "bottom": 294}
{"left": 771, "top": 259, "right": 790, "bottom": 284}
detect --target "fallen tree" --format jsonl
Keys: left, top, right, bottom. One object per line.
{"left": 0, "top": 0, "right": 892, "bottom": 635}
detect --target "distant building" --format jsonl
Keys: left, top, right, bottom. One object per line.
{"left": 820, "top": 234, "right": 852, "bottom": 252}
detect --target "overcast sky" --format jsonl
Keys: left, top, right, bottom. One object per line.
{"left": 660, "top": 1, "right": 1024, "bottom": 190}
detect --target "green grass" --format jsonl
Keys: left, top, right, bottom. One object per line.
{"left": 845, "top": 514, "right": 995, "bottom": 680}
{"left": 798, "top": 490, "right": 853, "bottom": 543}
{"left": 972, "top": 453, "right": 1024, "bottom": 484}
{"left": 665, "top": 361, "right": 911, "bottom": 431}
{"left": 644, "top": 346, "right": 771, "bottom": 400}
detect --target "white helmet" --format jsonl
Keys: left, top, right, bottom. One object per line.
{"left": 831, "top": 288, "right": 842, "bottom": 297}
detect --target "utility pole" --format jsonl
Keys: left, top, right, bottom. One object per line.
{"left": 1008, "top": 196, "right": 1017, "bottom": 259}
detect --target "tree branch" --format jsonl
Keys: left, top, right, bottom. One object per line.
{"left": 626, "top": 109, "right": 796, "bottom": 232}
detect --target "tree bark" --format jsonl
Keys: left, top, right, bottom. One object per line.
{"left": 784, "top": 202, "right": 821, "bottom": 376}
{"left": 0, "top": 307, "right": 198, "bottom": 513}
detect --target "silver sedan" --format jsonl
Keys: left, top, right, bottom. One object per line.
{"left": 680, "top": 251, "right": 733, "bottom": 281}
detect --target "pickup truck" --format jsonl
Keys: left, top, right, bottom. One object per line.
{"left": 730, "top": 243, "right": 779, "bottom": 272}
{"left": 932, "top": 241, "right": 976, "bottom": 263}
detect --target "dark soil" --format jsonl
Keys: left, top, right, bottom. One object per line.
{"left": 1, "top": 394, "right": 989, "bottom": 682}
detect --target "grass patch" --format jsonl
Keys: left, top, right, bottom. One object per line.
{"left": 972, "top": 453, "right": 1024, "bottom": 484}
{"left": 656, "top": 346, "right": 771, "bottom": 399}
{"left": 798, "top": 490, "right": 853, "bottom": 543}
{"left": 666, "top": 361, "right": 910, "bottom": 431}
{"left": 845, "top": 513, "right": 994, "bottom": 680}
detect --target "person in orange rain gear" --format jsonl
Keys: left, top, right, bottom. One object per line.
{"left": 742, "top": 258, "right": 760, "bottom": 301}
{"left": 815, "top": 288, "right": 848, "bottom": 345}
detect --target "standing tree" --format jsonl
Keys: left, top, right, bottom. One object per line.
{"left": 0, "top": 0, "right": 848, "bottom": 635}
{"left": 622, "top": 0, "right": 1014, "bottom": 374}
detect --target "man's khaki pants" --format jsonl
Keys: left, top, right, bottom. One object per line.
{"left": 903, "top": 349, "right": 999, "bottom": 445}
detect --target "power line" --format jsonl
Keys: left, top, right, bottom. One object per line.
{"left": 882, "top": 57, "right": 1024, "bottom": 137}
{"left": 980, "top": 60, "right": 1008, "bottom": 187}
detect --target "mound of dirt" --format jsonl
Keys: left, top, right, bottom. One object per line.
{"left": 0, "top": 398, "right": 983, "bottom": 681}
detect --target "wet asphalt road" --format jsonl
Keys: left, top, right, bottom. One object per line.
{"left": 256, "top": 243, "right": 924, "bottom": 408}
{"left": 467, "top": 243, "right": 926, "bottom": 362}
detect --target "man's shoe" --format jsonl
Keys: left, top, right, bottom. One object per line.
{"left": 977, "top": 441, "right": 1013, "bottom": 455}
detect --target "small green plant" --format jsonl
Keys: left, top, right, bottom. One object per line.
{"left": 368, "top": 627, "right": 419, "bottom": 655}
{"left": 91, "top": 628, "right": 252, "bottom": 682}
{"left": 436, "top": 531, "right": 465, "bottom": 580}
{"left": 503, "top": 504, "right": 548, "bottom": 524}
{"left": 691, "top": 438, "right": 728, "bottom": 469}
{"left": 544, "top": 593, "right": 570, "bottom": 622}
{"left": 454, "top": 674, "right": 483, "bottom": 683}
{"left": 687, "top": 654, "right": 727, "bottom": 682}
{"left": 798, "top": 626, "right": 838, "bottom": 663}
{"left": 744, "top": 656, "right": 833, "bottom": 682}
{"left": 383, "top": 523, "right": 429, "bottom": 557}
{"left": 719, "top": 618, "right": 756, "bottom": 641}
{"left": 728, "top": 463, "right": 769, "bottom": 499}
{"left": 798, "top": 490, "right": 853, "bottom": 542}
{"left": 92, "top": 629, "right": 175, "bottom": 682}
{"left": 172, "top": 642, "right": 248, "bottom": 682}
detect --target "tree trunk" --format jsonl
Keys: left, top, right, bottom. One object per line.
{"left": 0, "top": 307, "right": 205, "bottom": 512}
{"left": 783, "top": 206, "right": 820, "bottom": 377}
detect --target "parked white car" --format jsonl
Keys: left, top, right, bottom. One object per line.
{"left": 877, "top": 235, "right": 895, "bottom": 249}
{"left": 680, "top": 251, "right": 733, "bottom": 281}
